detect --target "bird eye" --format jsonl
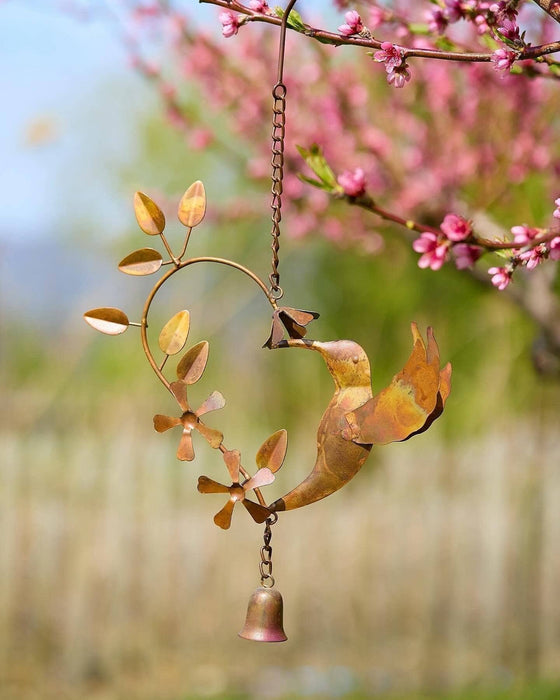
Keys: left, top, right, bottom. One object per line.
{"left": 352, "top": 356, "right": 359, "bottom": 364}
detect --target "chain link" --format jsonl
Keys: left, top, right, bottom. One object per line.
{"left": 259, "top": 514, "right": 278, "bottom": 587}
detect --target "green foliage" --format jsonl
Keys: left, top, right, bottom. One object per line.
{"left": 274, "top": 5, "right": 307, "bottom": 32}
{"left": 297, "top": 144, "right": 341, "bottom": 192}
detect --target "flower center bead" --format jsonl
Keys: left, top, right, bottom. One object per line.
{"left": 230, "top": 485, "right": 245, "bottom": 502}
{"left": 181, "top": 411, "right": 198, "bottom": 429}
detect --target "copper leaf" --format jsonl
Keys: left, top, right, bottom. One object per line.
{"left": 256, "top": 429, "right": 288, "bottom": 473}
{"left": 176, "top": 341, "right": 209, "bottom": 384}
{"left": 83, "top": 307, "right": 129, "bottom": 335}
{"left": 118, "top": 248, "right": 163, "bottom": 276}
{"left": 158, "top": 310, "right": 190, "bottom": 355}
{"left": 178, "top": 181, "right": 206, "bottom": 228}
{"left": 134, "top": 192, "right": 166, "bottom": 236}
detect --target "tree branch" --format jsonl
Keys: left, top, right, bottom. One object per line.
{"left": 532, "top": 0, "right": 560, "bottom": 24}
{"left": 345, "top": 193, "right": 560, "bottom": 370}
{"left": 201, "top": 0, "right": 560, "bottom": 63}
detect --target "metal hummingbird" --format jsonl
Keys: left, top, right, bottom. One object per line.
{"left": 269, "top": 323, "right": 451, "bottom": 512}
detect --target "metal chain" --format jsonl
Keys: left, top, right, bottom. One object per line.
{"left": 269, "top": 83, "right": 286, "bottom": 299}
{"left": 268, "top": 0, "right": 298, "bottom": 300}
{"left": 259, "top": 513, "right": 278, "bottom": 587}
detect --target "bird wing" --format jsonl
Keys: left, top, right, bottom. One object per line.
{"left": 345, "top": 323, "right": 451, "bottom": 446}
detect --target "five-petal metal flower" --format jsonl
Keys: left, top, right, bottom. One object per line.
{"left": 198, "top": 450, "right": 275, "bottom": 529}
{"left": 263, "top": 306, "right": 320, "bottom": 349}
{"left": 153, "top": 380, "right": 224, "bottom": 461}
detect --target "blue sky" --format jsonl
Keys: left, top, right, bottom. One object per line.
{"left": 0, "top": 1, "right": 330, "bottom": 324}
{"left": 1, "top": 3, "right": 147, "bottom": 241}
{"left": 1, "top": 1, "right": 328, "bottom": 243}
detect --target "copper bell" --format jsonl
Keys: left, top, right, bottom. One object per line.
{"left": 238, "top": 587, "right": 288, "bottom": 642}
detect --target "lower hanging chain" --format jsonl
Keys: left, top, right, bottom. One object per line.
{"left": 259, "top": 513, "right": 278, "bottom": 587}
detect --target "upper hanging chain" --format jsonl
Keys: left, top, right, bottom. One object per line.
{"left": 268, "top": 0, "right": 298, "bottom": 300}
{"left": 269, "top": 84, "right": 286, "bottom": 299}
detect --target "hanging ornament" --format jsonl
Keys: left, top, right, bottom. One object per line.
{"left": 84, "top": 0, "right": 451, "bottom": 643}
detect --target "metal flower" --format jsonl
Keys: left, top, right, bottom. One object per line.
{"left": 263, "top": 306, "right": 320, "bottom": 349}
{"left": 153, "top": 380, "right": 224, "bottom": 461}
{"left": 198, "top": 450, "right": 274, "bottom": 529}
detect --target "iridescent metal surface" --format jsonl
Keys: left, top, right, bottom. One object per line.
{"left": 238, "top": 587, "right": 288, "bottom": 643}
{"left": 269, "top": 328, "right": 451, "bottom": 512}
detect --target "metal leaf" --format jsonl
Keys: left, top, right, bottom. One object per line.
{"left": 214, "top": 499, "right": 235, "bottom": 530}
{"left": 177, "top": 430, "right": 195, "bottom": 461}
{"left": 198, "top": 476, "right": 230, "bottom": 495}
{"left": 243, "top": 499, "right": 271, "bottom": 524}
{"left": 178, "top": 180, "right": 206, "bottom": 228}
{"left": 153, "top": 414, "right": 181, "bottom": 433}
{"left": 118, "top": 248, "right": 163, "bottom": 276}
{"left": 223, "top": 449, "right": 241, "bottom": 483}
{"left": 196, "top": 422, "right": 223, "bottom": 449}
{"left": 134, "top": 191, "right": 166, "bottom": 236}
{"left": 83, "top": 307, "right": 129, "bottom": 335}
{"left": 169, "top": 380, "right": 189, "bottom": 411}
{"left": 243, "top": 468, "right": 275, "bottom": 492}
{"left": 159, "top": 310, "right": 190, "bottom": 355}
{"left": 176, "top": 341, "right": 209, "bottom": 384}
{"left": 283, "top": 307, "right": 320, "bottom": 328}
{"left": 346, "top": 323, "right": 442, "bottom": 446}
{"left": 196, "top": 391, "right": 226, "bottom": 416}
{"left": 256, "top": 429, "right": 288, "bottom": 473}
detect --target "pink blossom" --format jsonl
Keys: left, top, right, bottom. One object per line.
{"left": 474, "top": 14, "right": 490, "bottom": 34}
{"left": 549, "top": 237, "right": 560, "bottom": 261}
{"left": 165, "top": 105, "right": 186, "bottom": 129}
{"left": 553, "top": 197, "right": 560, "bottom": 219}
{"left": 490, "top": 2, "right": 518, "bottom": 22}
{"left": 374, "top": 42, "right": 410, "bottom": 87}
{"left": 374, "top": 42, "right": 404, "bottom": 71}
{"left": 338, "top": 168, "right": 366, "bottom": 197}
{"left": 386, "top": 64, "right": 411, "bottom": 88}
{"left": 497, "top": 17, "right": 520, "bottom": 41}
{"left": 159, "top": 82, "right": 176, "bottom": 100}
{"left": 132, "top": 4, "right": 161, "bottom": 21}
{"left": 249, "top": 0, "right": 269, "bottom": 13}
{"left": 511, "top": 224, "right": 538, "bottom": 245}
{"left": 338, "top": 10, "right": 364, "bottom": 36}
{"left": 440, "top": 213, "right": 472, "bottom": 241}
{"left": 492, "top": 47, "right": 516, "bottom": 72}
{"left": 426, "top": 8, "right": 448, "bottom": 34}
{"left": 519, "top": 245, "right": 546, "bottom": 270}
{"left": 219, "top": 11, "right": 240, "bottom": 38}
{"left": 413, "top": 232, "right": 450, "bottom": 270}
{"left": 453, "top": 243, "right": 482, "bottom": 269}
{"left": 488, "top": 266, "right": 512, "bottom": 290}
{"left": 444, "top": 0, "right": 465, "bottom": 23}
{"left": 190, "top": 128, "right": 213, "bottom": 150}
{"left": 155, "top": 0, "right": 560, "bottom": 271}
{"left": 368, "top": 8, "right": 385, "bottom": 29}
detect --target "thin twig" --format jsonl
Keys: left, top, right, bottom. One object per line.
{"left": 200, "top": 0, "right": 560, "bottom": 63}
{"left": 532, "top": 0, "right": 560, "bottom": 24}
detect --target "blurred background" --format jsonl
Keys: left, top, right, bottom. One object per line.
{"left": 1, "top": 2, "right": 559, "bottom": 699}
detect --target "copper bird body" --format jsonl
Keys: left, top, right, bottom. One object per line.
{"left": 269, "top": 325, "right": 451, "bottom": 512}
{"left": 270, "top": 338, "right": 374, "bottom": 512}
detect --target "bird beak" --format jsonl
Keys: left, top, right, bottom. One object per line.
{"left": 275, "top": 338, "right": 318, "bottom": 351}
